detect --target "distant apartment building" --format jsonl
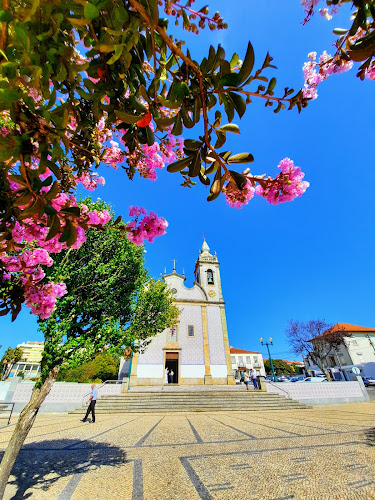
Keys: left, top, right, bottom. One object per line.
{"left": 230, "top": 347, "right": 266, "bottom": 380}
{"left": 305, "top": 323, "right": 375, "bottom": 380}
{"left": 8, "top": 341, "right": 44, "bottom": 379}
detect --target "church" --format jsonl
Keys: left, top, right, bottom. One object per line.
{"left": 128, "top": 239, "right": 235, "bottom": 386}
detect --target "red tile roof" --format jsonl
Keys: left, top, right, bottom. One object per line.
{"left": 230, "top": 347, "right": 261, "bottom": 354}
{"left": 312, "top": 323, "right": 375, "bottom": 340}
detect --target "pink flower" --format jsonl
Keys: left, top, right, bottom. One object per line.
{"left": 225, "top": 179, "right": 255, "bottom": 209}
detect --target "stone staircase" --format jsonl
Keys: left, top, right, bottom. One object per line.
{"left": 71, "top": 390, "right": 309, "bottom": 414}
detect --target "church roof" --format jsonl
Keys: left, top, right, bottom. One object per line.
{"left": 230, "top": 347, "right": 261, "bottom": 354}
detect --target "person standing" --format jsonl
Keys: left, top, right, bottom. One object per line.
{"left": 165, "top": 367, "right": 169, "bottom": 384}
{"left": 81, "top": 383, "right": 97, "bottom": 423}
{"left": 250, "top": 369, "right": 258, "bottom": 390}
{"left": 169, "top": 369, "right": 174, "bottom": 383}
{"left": 243, "top": 371, "right": 250, "bottom": 390}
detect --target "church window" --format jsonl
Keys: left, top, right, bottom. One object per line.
{"left": 168, "top": 326, "right": 178, "bottom": 342}
{"left": 207, "top": 269, "right": 214, "bottom": 285}
{"left": 188, "top": 325, "right": 194, "bottom": 337}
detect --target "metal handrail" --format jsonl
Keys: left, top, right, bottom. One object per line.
{"left": 0, "top": 402, "right": 15, "bottom": 425}
{"left": 265, "top": 380, "right": 290, "bottom": 398}
{"left": 81, "top": 380, "right": 123, "bottom": 407}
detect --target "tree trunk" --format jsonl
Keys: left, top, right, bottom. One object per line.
{"left": 0, "top": 367, "right": 58, "bottom": 499}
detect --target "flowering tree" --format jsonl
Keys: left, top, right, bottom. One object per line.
{"left": 0, "top": 200, "right": 178, "bottom": 497}
{"left": 0, "top": 0, "right": 312, "bottom": 327}
{"left": 301, "top": 1, "right": 375, "bottom": 99}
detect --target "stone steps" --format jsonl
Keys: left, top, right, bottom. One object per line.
{"left": 70, "top": 390, "right": 309, "bottom": 413}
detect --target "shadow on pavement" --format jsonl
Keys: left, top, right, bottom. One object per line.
{"left": 364, "top": 427, "right": 375, "bottom": 446}
{"left": 1, "top": 439, "right": 127, "bottom": 499}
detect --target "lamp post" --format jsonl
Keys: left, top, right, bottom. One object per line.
{"left": 260, "top": 337, "right": 276, "bottom": 382}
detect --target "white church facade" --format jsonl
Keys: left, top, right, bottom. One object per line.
{"left": 128, "top": 239, "right": 235, "bottom": 386}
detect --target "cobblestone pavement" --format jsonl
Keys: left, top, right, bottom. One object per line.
{"left": 1, "top": 402, "right": 374, "bottom": 499}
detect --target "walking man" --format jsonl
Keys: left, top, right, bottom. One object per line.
{"left": 250, "top": 369, "right": 258, "bottom": 390}
{"left": 243, "top": 371, "right": 250, "bottom": 390}
{"left": 81, "top": 383, "right": 97, "bottom": 423}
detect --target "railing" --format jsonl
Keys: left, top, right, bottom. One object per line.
{"left": 265, "top": 380, "right": 290, "bottom": 398}
{"left": 81, "top": 380, "right": 123, "bottom": 407}
{"left": 0, "top": 402, "right": 15, "bottom": 425}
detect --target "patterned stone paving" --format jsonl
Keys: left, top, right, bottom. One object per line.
{"left": 1, "top": 402, "right": 374, "bottom": 499}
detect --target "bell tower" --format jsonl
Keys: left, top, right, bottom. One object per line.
{"left": 194, "top": 238, "right": 224, "bottom": 302}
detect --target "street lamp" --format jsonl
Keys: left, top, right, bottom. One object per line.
{"left": 260, "top": 337, "right": 277, "bottom": 382}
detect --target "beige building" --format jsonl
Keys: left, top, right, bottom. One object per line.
{"left": 127, "top": 239, "right": 235, "bottom": 386}
{"left": 8, "top": 341, "right": 44, "bottom": 379}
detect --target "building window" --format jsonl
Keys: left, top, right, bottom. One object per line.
{"left": 168, "top": 326, "right": 178, "bottom": 342}
{"left": 245, "top": 356, "right": 251, "bottom": 364}
{"left": 253, "top": 356, "right": 258, "bottom": 364}
{"left": 207, "top": 269, "right": 214, "bottom": 285}
{"left": 238, "top": 356, "right": 244, "bottom": 365}
{"left": 187, "top": 325, "right": 194, "bottom": 337}
{"left": 352, "top": 340, "right": 358, "bottom": 346}
{"left": 356, "top": 352, "right": 364, "bottom": 363}
{"left": 231, "top": 356, "right": 236, "bottom": 364}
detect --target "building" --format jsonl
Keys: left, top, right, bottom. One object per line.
{"left": 230, "top": 348, "right": 266, "bottom": 380}
{"left": 305, "top": 323, "right": 375, "bottom": 380}
{"left": 7, "top": 342, "right": 44, "bottom": 379}
{"left": 127, "top": 239, "right": 235, "bottom": 386}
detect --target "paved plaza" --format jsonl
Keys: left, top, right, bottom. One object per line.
{"left": 1, "top": 402, "right": 374, "bottom": 499}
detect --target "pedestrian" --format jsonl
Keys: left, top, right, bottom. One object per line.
{"left": 81, "top": 383, "right": 97, "bottom": 423}
{"left": 243, "top": 371, "right": 250, "bottom": 390}
{"left": 165, "top": 366, "right": 169, "bottom": 384}
{"left": 169, "top": 369, "right": 174, "bottom": 383}
{"left": 250, "top": 369, "right": 258, "bottom": 390}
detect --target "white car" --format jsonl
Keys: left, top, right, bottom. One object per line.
{"left": 299, "top": 376, "right": 327, "bottom": 383}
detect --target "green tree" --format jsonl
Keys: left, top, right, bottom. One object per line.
{"left": 0, "top": 200, "right": 178, "bottom": 495}
{"left": 57, "top": 351, "right": 120, "bottom": 383}
{"left": 0, "top": 346, "right": 23, "bottom": 380}
{"left": 264, "top": 359, "right": 294, "bottom": 376}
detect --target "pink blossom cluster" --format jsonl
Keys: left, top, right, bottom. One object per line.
{"left": 225, "top": 179, "right": 255, "bottom": 209}
{"left": 301, "top": 0, "right": 342, "bottom": 20}
{"left": 302, "top": 51, "right": 353, "bottom": 99}
{"left": 75, "top": 171, "right": 105, "bottom": 191}
{"left": 127, "top": 125, "right": 184, "bottom": 181}
{"left": 256, "top": 158, "right": 309, "bottom": 205}
{"left": 126, "top": 206, "right": 168, "bottom": 245}
{"left": 365, "top": 62, "right": 375, "bottom": 81}
{"left": 102, "top": 140, "right": 125, "bottom": 169}
{"left": 24, "top": 282, "right": 67, "bottom": 319}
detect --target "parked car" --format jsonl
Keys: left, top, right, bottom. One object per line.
{"left": 277, "top": 376, "right": 289, "bottom": 382}
{"left": 362, "top": 377, "right": 375, "bottom": 387}
{"left": 298, "top": 377, "right": 327, "bottom": 383}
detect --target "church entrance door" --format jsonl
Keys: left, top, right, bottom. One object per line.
{"left": 165, "top": 352, "right": 179, "bottom": 384}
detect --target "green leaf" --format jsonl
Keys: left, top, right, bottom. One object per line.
{"left": 228, "top": 153, "right": 254, "bottom": 164}
{"left": 219, "top": 73, "right": 240, "bottom": 87}
{"left": 175, "top": 82, "right": 190, "bottom": 100}
{"left": 107, "top": 45, "right": 123, "bottom": 65}
{"left": 45, "top": 215, "right": 61, "bottom": 241}
{"left": 0, "top": 10, "right": 12, "bottom": 22}
{"left": 171, "top": 113, "right": 183, "bottom": 136}
{"left": 61, "top": 206, "right": 81, "bottom": 216}
{"left": 115, "top": 110, "right": 142, "bottom": 124}
{"left": 333, "top": 28, "right": 348, "bottom": 35}
{"left": 184, "top": 139, "right": 202, "bottom": 151}
{"left": 167, "top": 157, "right": 192, "bottom": 173}
{"left": 221, "top": 94, "right": 235, "bottom": 123}
{"left": 229, "top": 92, "right": 246, "bottom": 118}
{"left": 214, "top": 130, "right": 226, "bottom": 149}
{"left": 218, "top": 123, "right": 240, "bottom": 134}
{"left": 84, "top": 3, "right": 100, "bottom": 22}
{"left": 238, "top": 41, "right": 255, "bottom": 85}
{"left": 230, "top": 170, "right": 247, "bottom": 190}
{"left": 145, "top": 125, "right": 155, "bottom": 146}
{"left": 189, "top": 151, "right": 201, "bottom": 178}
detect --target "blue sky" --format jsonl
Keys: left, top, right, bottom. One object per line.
{"left": 1, "top": 1, "right": 374, "bottom": 363}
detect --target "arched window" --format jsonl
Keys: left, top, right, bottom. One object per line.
{"left": 207, "top": 269, "right": 214, "bottom": 285}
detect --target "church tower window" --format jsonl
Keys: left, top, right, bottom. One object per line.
{"left": 207, "top": 269, "right": 214, "bottom": 285}
{"left": 168, "top": 326, "right": 178, "bottom": 342}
